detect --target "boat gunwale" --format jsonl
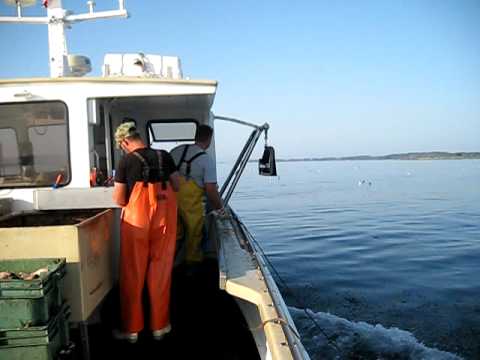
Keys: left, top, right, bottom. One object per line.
{"left": 214, "top": 212, "right": 310, "bottom": 360}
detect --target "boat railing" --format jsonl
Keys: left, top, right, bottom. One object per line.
{"left": 234, "top": 212, "right": 310, "bottom": 360}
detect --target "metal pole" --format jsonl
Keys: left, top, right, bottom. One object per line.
{"left": 79, "top": 321, "right": 91, "bottom": 360}
{"left": 219, "top": 129, "right": 257, "bottom": 196}
{"left": 223, "top": 129, "right": 262, "bottom": 205}
{"left": 0, "top": 0, "right": 128, "bottom": 77}
{"left": 104, "top": 102, "right": 113, "bottom": 177}
{"left": 214, "top": 115, "right": 270, "bottom": 204}
{"left": 16, "top": 2, "right": 22, "bottom": 17}
{"left": 215, "top": 115, "right": 269, "bottom": 132}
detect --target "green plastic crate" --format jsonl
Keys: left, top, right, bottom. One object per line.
{"left": 0, "top": 304, "right": 70, "bottom": 360}
{"left": 0, "top": 258, "right": 66, "bottom": 328}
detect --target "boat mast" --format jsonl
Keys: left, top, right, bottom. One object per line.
{"left": 0, "top": 0, "right": 128, "bottom": 77}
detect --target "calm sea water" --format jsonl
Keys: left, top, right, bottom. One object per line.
{"left": 220, "top": 160, "right": 480, "bottom": 360}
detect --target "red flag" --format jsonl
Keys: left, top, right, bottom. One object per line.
{"left": 42, "top": 0, "right": 48, "bottom": 8}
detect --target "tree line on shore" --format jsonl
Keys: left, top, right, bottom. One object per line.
{"left": 276, "top": 152, "right": 480, "bottom": 162}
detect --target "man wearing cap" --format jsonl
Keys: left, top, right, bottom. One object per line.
{"left": 112, "top": 121, "right": 180, "bottom": 343}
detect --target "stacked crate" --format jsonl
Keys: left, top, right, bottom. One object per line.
{"left": 0, "top": 258, "right": 70, "bottom": 360}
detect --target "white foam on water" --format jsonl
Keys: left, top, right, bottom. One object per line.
{"left": 290, "top": 307, "right": 463, "bottom": 360}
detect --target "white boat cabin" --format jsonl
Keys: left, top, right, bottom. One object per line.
{"left": 0, "top": 73, "right": 218, "bottom": 213}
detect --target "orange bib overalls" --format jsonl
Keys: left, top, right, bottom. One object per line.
{"left": 120, "top": 179, "right": 177, "bottom": 333}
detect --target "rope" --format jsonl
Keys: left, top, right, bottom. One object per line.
{"left": 237, "top": 216, "right": 342, "bottom": 354}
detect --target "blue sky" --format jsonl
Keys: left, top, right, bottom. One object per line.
{"left": 0, "top": 0, "right": 479, "bottom": 160}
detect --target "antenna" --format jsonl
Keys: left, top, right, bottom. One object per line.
{"left": 3, "top": 0, "right": 36, "bottom": 5}
{"left": 4, "top": 0, "right": 36, "bottom": 17}
{"left": 0, "top": 0, "right": 129, "bottom": 78}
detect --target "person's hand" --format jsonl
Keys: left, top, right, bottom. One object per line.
{"left": 209, "top": 207, "right": 228, "bottom": 218}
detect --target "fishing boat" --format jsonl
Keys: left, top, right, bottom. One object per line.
{"left": 0, "top": 1, "right": 310, "bottom": 359}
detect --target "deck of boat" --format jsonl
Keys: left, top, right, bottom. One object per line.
{"left": 68, "top": 259, "right": 260, "bottom": 360}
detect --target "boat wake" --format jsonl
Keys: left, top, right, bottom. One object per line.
{"left": 289, "top": 307, "right": 463, "bottom": 360}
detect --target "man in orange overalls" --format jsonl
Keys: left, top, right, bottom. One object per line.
{"left": 112, "top": 122, "right": 180, "bottom": 343}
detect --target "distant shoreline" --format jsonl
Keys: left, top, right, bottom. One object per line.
{"left": 276, "top": 152, "right": 480, "bottom": 162}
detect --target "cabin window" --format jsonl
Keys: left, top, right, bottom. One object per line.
{"left": 0, "top": 128, "right": 19, "bottom": 177}
{"left": 0, "top": 101, "right": 70, "bottom": 188}
{"left": 148, "top": 120, "right": 197, "bottom": 151}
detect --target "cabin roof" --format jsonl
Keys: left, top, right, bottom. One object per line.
{"left": 0, "top": 76, "right": 218, "bottom": 87}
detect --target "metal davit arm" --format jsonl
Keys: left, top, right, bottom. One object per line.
{"left": 214, "top": 115, "right": 267, "bottom": 130}
{"left": 219, "top": 128, "right": 259, "bottom": 203}
{"left": 214, "top": 116, "right": 269, "bottom": 206}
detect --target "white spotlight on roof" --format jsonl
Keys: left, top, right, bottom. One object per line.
{"left": 4, "top": 0, "right": 37, "bottom": 7}
{"left": 67, "top": 55, "right": 92, "bottom": 77}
